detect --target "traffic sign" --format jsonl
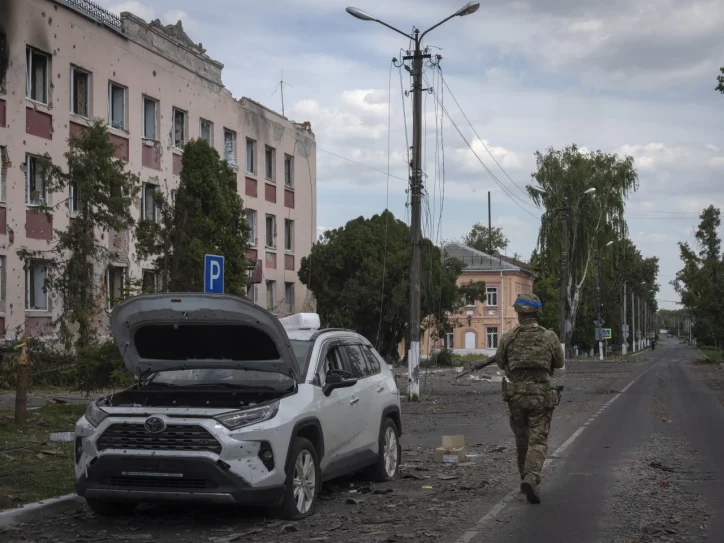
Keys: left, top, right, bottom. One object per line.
{"left": 602, "top": 328, "right": 612, "bottom": 340}
{"left": 204, "top": 254, "right": 225, "bottom": 294}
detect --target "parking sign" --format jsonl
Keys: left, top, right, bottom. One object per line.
{"left": 204, "top": 254, "right": 224, "bottom": 294}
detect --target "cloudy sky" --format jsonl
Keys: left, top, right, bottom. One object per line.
{"left": 100, "top": 0, "right": 724, "bottom": 309}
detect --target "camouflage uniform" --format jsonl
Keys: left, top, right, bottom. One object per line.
{"left": 495, "top": 293, "right": 564, "bottom": 503}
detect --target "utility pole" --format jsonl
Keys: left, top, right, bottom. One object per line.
{"left": 632, "top": 292, "right": 636, "bottom": 352}
{"left": 346, "top": 2, "right": 481, "bottom": 400}
{"left": 488, "top": 191, "right": 492, "bottom": 251}
{"left": 622, "top": 282, "right": 628, "bottom": 355}
{"left": 595, "top": 254, "right": 603, "bottom": 360}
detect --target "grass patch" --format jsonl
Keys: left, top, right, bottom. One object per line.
{"left": 0, "top": 404, "right": 85, "bottom": 509}
{"left": 696, "top": 348, "right": 724, "bottom": 364}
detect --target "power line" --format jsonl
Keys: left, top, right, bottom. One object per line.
{"left": 317, "top": 147, "right": 408, "bottom": 183}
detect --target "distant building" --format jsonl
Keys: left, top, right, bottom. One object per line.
{"left": 0, "top": 0, "right": 317, "bottom": 339}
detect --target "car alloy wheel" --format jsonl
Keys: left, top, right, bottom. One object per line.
{"left": 383, "top": 426, "right": 399, "bottom": 478}
{"left": 293, "top": 450, "right": 316, "bottom": 514}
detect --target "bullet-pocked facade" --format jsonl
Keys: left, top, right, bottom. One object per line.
{"left": 0, "top": 0, "right": 317, "bottom": 339}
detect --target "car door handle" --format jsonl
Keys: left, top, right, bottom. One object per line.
{"left": 350, "top": 397, "right": 360, "bottom": 405}
{"left": 376, "top": 386, "right": 385, "bottom": 393}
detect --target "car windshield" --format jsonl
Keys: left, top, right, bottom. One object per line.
{"left": 290, "top": 339, "right": 313, "bottom": 370}
{"left": 149, "top": 368, "right": 295, "bottom": 389}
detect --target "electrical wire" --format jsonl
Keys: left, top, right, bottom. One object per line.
{"left": 317, "top": 147, "right": 407, "bottom": 183}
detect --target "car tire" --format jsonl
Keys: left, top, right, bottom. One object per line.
{"left": 278, "top": 437, "right": 320, "bottom": 520}
{"left": 365, "top": 417, "right": 401, "bottom": 482}
{"left": 85, "top": 498, "right": 137, "bottom": 516}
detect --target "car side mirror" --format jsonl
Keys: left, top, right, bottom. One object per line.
{"left": 323, "top": 369, "right": 357, "bottom": 396}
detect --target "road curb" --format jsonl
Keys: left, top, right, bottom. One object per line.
{"left": 0, "top": 494, "right": 84, "bottom": 527}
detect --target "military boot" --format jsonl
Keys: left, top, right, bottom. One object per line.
{"left": 521, "top": 475, "right": 540, "bottom": 504}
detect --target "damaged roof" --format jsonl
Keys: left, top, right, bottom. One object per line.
{"left": 443, "top": 242, "right": 531, "bottom": 274}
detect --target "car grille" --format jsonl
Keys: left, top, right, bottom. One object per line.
{"left": 97, "top": 424, "right": 222, "bottom": 454}
{"left": 107, "top": 476, "right": 211, "bottom": 489}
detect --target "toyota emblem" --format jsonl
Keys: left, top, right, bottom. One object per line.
{"left": 144, "top": 416, "right": 166, "bottom": 434}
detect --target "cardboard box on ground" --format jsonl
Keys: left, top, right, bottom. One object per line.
{"left": 435, "top": 435, "right": 466, "bottom": 463}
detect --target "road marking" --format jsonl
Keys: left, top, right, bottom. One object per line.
{"left": 454, "top": 359, "right": 662, "bottom": 543}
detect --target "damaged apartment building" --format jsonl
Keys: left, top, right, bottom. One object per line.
{"left": 0, "top": 0, "right": 317, "bottom": 339}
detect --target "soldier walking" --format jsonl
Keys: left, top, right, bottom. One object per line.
{"left": 494, "top": 293, "right": 564, "bottom": 504}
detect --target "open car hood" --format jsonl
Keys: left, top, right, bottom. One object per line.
{"left": 110, "top": 293, "right": 299, "bottom": 381}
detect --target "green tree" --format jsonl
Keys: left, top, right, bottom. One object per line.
{"left": 17, "top": 121, "right": 139, "bottom": 348}
{"left": 298, "top": 211, "right": 485, "bottom": 359}
{"left": 717, "top": 67, "right": 724, "bottom": 94}
{"left": 463, "top": 223, "right": 509, "bottom": 255}
{"left": 136, "top": 139, "right": 251, "bottom": 296}
{"left": 528, "top": 144, "right": 639, "bottom": 349}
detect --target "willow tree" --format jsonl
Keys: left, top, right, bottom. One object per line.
{"left": 527, "top": 144, "right": 638, "bottom": 349}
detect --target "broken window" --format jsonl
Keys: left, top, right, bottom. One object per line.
{"left": 0, "top": 146, "right": 7, "bottom": 202}
{"left": 284, "top": 282, "right": 294, "bottom": 315}
{"left": 105, "top": 265, "right": 126, "bottom": 310}
{"left": 26, "top": 47, "right": 49, "bottom": 104}
{"left": 486, "top": 287, "right": 498, "bottom": 306}
{"left": 246, "top": 209, "right": 257, "bottom": 245}
{"left": 143, "top": 96, "right": 158, "bottom": 140}
{"left": 200, "top": 119, "right": 213, "bottom": 146}
{"left": 246, "top": 138, "right": 256, "bottom": 174}
{"left": 265, "top": 214, "right": 276, "bottom": 249}
{"left": 109, "top": 82, "right": 126, "bottom": 129}
{"left": 142, "top": 270, "right": 159, "bottom": 293}
{"left": 284, "top": 219, "right": 294, "bottom": 252}
{"left": 71, "top": 67, "right": 90, "bottom": 117}
{"left": 25, "top": 155, "right": 46, "bottom": 206}
{"left": 266, "top": 280, "right": 276, "bottom": 312}
{"left": 26, "top": 261, "right": 49, "bottom": 311}
{"left": 141, "top": 183, "right": 159, "bottom": 222}
{"left": 486, "top": 327, "right": 499, "bottom": 349}
{"left": 172, "top": 108, "right": 186, "bottom": 148}
{"left": 284, "top": 154, "right": 294, "bottom": 188}
{"left": 224, "top": 129, "right": 236, "bottom": 166}
{"left": 265, "top": 146, "right": 276, "bottom": 181}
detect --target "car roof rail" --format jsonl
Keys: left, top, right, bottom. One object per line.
{"left": 310, "top": 328, "right": 359, "bottom": 340}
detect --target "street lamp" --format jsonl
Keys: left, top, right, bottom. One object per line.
{"left": 347, "top": 3, "right": 480, "bottom": 400}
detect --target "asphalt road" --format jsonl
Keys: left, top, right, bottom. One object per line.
{"left": 462, "top": 339, "right": 723, "bottom": 543}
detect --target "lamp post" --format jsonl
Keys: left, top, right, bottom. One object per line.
{"left": 347, "top": 2, "right": 480, "bottom": 400}
{"left": 528, "top": 185, "right": 596, "bottom": 359}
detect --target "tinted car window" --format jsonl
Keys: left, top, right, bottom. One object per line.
{"left": 290, "top": 340, "right": 313, "bottom": 371}
{"left": 363, "top": 347, "right": 381, "bottom": 375}
{"left": 344, "top": 345, "right": 371, "bottom": 378}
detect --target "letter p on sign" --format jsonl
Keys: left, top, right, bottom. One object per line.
{"left": 204, "top": 254, "right": 225, "bottom": 294}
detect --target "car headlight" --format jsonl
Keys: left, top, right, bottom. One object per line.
{"left": 215, "top": 401, "right": 280, "bottom": 430}
{"left": 84, "top": 401, "right": 109, "bottom": 428}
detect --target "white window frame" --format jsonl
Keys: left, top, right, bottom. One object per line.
{"left": 142, "top": 96, "right": 159, "bottom": 141}
{"left": 486, "top": 287, "right": 498, "bottom": 307}
{"left": 108, "top": 82, "right": 126, "bottom": 130}
{"left": 25, "top": 154, "right": 46, "bottom": 207}
{"left": 70, "top": 66, "right": 91, "bottom": 118}
{"left": 486, "top": 327, "right": 499, "bottom": 349}
{"left": 200, "top": 119, "right": 214, "bottom": 146}
{"left": 224, "top": 129, "right": 237, "bottom": 167}
{"left": 142, "top": 270, "right": 159, "bottom": 293}
{"left": 284, "top": 219, "right": 294, "bottom": 252}
{"left": 105, "top": 265, "right": 126, "bottom": 310}
{"left": 445, "top": 332, "right": 454, "bottom": 349}
{"left": 141, "top": 183, "right": 159, "bottom": 222}
{"left": 0, "top": 255, "right": 6, "bottom": 310}
{"left": 0, "top": 146, "right": 7, "bottom": 202}
{"left": 25, "top": 261, "right": 49, "bottom": 311}
{"left": 26, "top": 47, "right": 50, "bottom": 105}
{"left": 284, "top": 282, "right": 294, "bottom": 315}
{"left": 172, "top": 107, "right": 187, "bottom": 149}
{"left": 247, "top": 209, "right": 257, "bottom": 245}
{"left": 248, "top": 284, "right": 257, "bottom": 304}
{"left": 266, "top": 280, "right": 276, "bottom": 312}
{"left": 284, "top": 154, "right": 294, "bottom": 188}
{"left": 69, "top": 183, "right": 79, "bottom": 214}
{"left": 265, "top": 214, "right": 277, "bottom": 249}
{"left": 246, "top": 138, "right": 257, "bottom": 174}
{"left": 265, "top": 146, "right": 276, "bottom": 181}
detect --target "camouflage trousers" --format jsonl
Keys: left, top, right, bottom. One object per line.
{"left": 507, "top": 391, "right": 557, "bottom": 485}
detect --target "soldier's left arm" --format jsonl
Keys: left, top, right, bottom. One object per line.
{"left": 545, "top": 331, "right": 565, "bottom": 371}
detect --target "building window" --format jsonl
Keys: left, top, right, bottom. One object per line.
{"left": 172, "top": 107, "right": 187, "bottom": 148}
{"left": 487, "top": 327, "right": 499, "bottom": 349}
{"left": 142, "top": 270, "right": 159, "bottom": 293}
{"left": 171, "top": 189, "right": 178, "bottom": 205}
{"left": 284, "top": 154, "right": 294, "bottom": 188}
{"left": 0, "top": 256, "right": 5, "bottom": 310}
{"left": 284, "top": 282, "right": 294, "bottom": 315}
{"left": 108, "top": 82, "right": 126, "bottom": 130}
{"left": 69, "top": 183, "right": 80, "bottom": 213}
{"left": 70, "top": 67, "right": 90, "bottom": 117}
{"left": 247, "top": 284, "right": 257, "bottom": 304}
{"left": 143, "top": 96, "right": 158, "bottom": 140}
{"left": 105, "top": 266, "right": 126, "bottom": 310}
{"left": 266, "top": 280, "right": 276, "bottom": 311}
{"left": 445, "top": 332, "right": 454, "bottom": 349}
{"left": 26, "top": 47, "right": 50, "bottom": 104}
{"left": 246, "top": 209, "right": 257, "bottom": 245}
{"left": 1, "top": 146, "right": 7, "bottom": 202}
{"left": 465, "top": 294, "right": 475, "bottom": 307}
{"left": 265, "top": 214, "right": 276, "bottom": 249}
{"left": 486, "top": 287, "right": 498, "bottom": 306}
{"left": 246, "top": 138, "right": 256, "bottom": 174}
{"left": 25, "top": 261, "right": 49, "bottom": 311}
{"left": 265, "top": 146, "right": 276, "bottom": 181}
{"left": 200, "top": 119, "right": 213, "bottom": 146}
{"left": 224, "top": 129, "right": 236, "bottom": 166}
{"left": 25, "top": 155, "right": 46, "bottom": 206}
{"left": 141, "top": 183, "right": 159, "bottom": 222}
{"left": 284, "top": 219, "right": 294, "bottom": 252}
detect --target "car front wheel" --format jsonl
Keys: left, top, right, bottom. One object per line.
{"left": 366, "top": 418, "right": 401, "bottom": 482}
{"left": 279, "top": 437, "right": 320, "bottom": 520}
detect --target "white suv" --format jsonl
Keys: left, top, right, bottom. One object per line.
{"left": 74, "top": 293, "right": 402, "bottom": 520}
